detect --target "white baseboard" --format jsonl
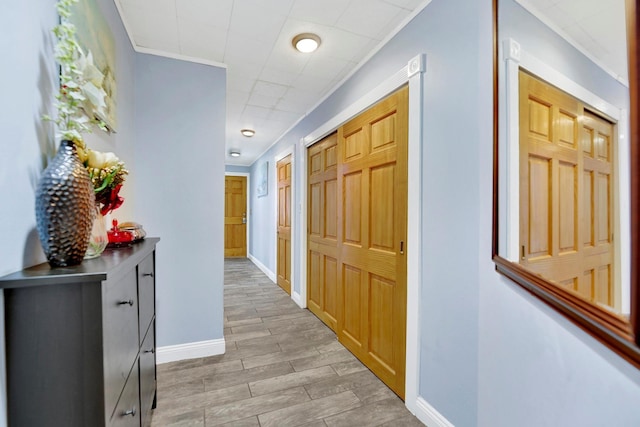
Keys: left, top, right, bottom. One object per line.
{"left": 156, "top": 338, "right": 225, "bottom": 364}
{"left": 291, "top": 291, "right": 305, "bottom": 308}
{"left": 414, "top": 396, "right": 454, "bottom": 427}
{"left": 248, "top": 253, "right": 276, "bottom": 283}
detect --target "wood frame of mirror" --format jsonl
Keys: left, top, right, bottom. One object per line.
{"left": 492, "top": 0, "right": 640, "bottom": 367}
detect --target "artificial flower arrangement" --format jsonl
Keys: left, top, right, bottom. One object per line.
{"left": 83, "top": 149, "right": 129, "bottom": 215}
{"left": 36, "top": 0, "right": 128, "bottom": 263}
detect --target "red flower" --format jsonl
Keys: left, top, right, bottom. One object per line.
{"left": 99, "top": 184, "right": 124, "bottom": 215}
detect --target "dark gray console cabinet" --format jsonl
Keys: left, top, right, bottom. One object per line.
{"left": 0, "top": 238, "right": 160, "bottom": 427}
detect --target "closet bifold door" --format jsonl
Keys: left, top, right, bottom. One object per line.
{"left": 307, "top": 132, "right": 339, "bottom": 331}
{"left": 336, "top": 85, "right": 409, "bottom": 399}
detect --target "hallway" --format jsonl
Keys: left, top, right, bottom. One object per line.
{"left": 150, "top": 258, "right": 422, "bottom": 426}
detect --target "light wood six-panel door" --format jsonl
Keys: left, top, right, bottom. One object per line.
{"left": 307, "top": 133, "right": 339, "bottom": 331}
{"left": 519, "top": 70, "right": 617, "bottom": 309}
{"left": 224, "top": 175, "right": 247, "bottom": 257}
{"left": 277, "top": 155, "right": 292, "bottom": 295}
{"left": 307, "top": 86, "right": 408, "bottom": 398}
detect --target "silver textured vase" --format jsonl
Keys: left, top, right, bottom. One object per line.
{"left": 35, "top": 140, "right": 96, "bottom": 267}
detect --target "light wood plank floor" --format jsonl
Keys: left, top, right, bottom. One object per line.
{"left": 150, "top": 258, "right": 422, "bottom": 426}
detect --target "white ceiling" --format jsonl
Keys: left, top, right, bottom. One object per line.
{"left": 113, "top": 0, "right": 627, "bottom": 167}
{"left": 115, "top": 0, "right": 428, "bottom": 166}
{"left": 517, "top": 0, "right": 628, "bottom": 85}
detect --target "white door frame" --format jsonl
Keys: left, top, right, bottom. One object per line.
{"left": 224, "top": 172, "right": 251, "bottom": 257}
{"left": 274, "top": 148, "right": 296, "bottom": 299}
{"left": 297, "top": 55, "right": 425, "bottom": 413}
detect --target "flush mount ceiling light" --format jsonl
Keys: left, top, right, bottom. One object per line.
{"left": 240, "top": 128, "right": 255, "bottom": 137}
{"left": 292, "top": 33, "right": 321, "bottom": 53}
{"left": 229, "top": 150, "right": 241, "bottom": 158}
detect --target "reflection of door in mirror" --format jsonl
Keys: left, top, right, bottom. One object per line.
{"left": 497, "top": 0, "right": 630, "bottom": 317}
{"left": 519, "top": 70, "right": 620, "bottom": 313}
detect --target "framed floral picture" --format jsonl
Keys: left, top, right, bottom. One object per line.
{"left": 256, "top": 162, "right": 268, "bottom": 197}
{"left": 69, "top": 0, "right": 117, "bottom": 132}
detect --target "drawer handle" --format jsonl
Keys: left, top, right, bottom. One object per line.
{"left": 118, "top": 299, "right": 134, "bottom": 306}
{"left": 142, "top": 272, "right": 154, "bottom": 277}
{"left": 144, "top": 348, "right": 155, "bottom": 354}
{"left": 122, "top": 407, "right": 136, "bottom": 417}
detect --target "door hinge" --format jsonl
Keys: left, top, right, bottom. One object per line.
{"left": 400, "top": 241, "right": 404, "bottom": 254}
{"left": 521, "top": 245, "right": 525, "bottom": 260}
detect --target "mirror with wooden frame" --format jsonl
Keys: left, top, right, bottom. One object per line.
{"left": 493, "top": 0, "right": 640, "bottom": 366}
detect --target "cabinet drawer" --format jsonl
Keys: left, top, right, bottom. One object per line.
{"left": 103, "top": 268, "right": 139, "bottom": 416}
{"left": 110, "top": 364, "right": 140, "bottom": 427}
{"left": 139, "top": 323, "right": 156, "bottom": 427}
{"left": 137, "top": 254, "right": 155, "bottom": 343}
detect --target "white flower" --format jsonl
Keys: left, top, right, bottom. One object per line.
{"left": 87, "top": 150, "right": 120, "bottom": 169}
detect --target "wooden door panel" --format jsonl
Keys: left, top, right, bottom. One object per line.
{"left": 370, "top": 164, "right": 396, "bottom": 252}
{"left": 224, "top": 176, "right": 247, "bottom": 257}
{"left": 337, "top": 86, "right": 408, "bottom": 398}
{"left": 558, "top": 161, "right": 577, "bottom": 254}
{"left": 370, "top": 114, "right": 396, "bottom": 152}
{"left": 307, "top": 134, "right": 339, "bottom": 330}
{"left": 596, "top": 173, "right": 610, "bottom": 244}
{"left": 344, "top": 129, "right": 366, "bottom": 161}
{"left": 307, "top": 87, "right": 407, "bottom": 398}
{"left": 519, "top": 70, "right": 618, "bottom": 310}
{"left": 583, "top": 170, "right": 594, "bottom": 246}
{"left": 310, "top": 183, "right": 321, "bottom": 235}
{"left": 342, "top": 264, "right": 364, "bottom": 347}
{"left": 557, "top": 110, "right": 578, "bottom": 149}
{"left": 277, "top": 155, "right": 292, "bottom": 295}
{"left": 324, "top": 179, "right": 338, "bottom": 239}
{"left": 324, "top": 256, "right": 338, "bottom": 329}
{"left": 527, "top": 155, "right": 551, "bottom": 258}
{"left": 595, "top": 265, "right": 612, "bottom": 305}
{"left": 369, "top": 274, "right": 395, "bottom": 368}
{"left": 343, "top": 172, "right": 363, "bottom": 246}
{"left": 309, "top": 251, "right": 322, "bottom": 309}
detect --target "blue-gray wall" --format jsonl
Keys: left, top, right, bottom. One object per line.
{"left": 246, "top": 0, "right": 640, "bottom": 425}
{"left": 0, "top": 1, "right": 226, "bottom": 422}
{"left": 135, "top": 53, "right": 226, "bottom": 347}
{"left": 478, "top": 1, "right": 640, "bottom": 426}
{"left": 225, "top": 165, "right": 250, "bottom": 174}
{"left": 1, "top": 0, "right": 138, "bottom": 424}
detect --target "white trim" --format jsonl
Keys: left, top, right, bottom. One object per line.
{"left": 134, "top": 46, "right": 227, "bottom": 68}
{"left": 617, "top": 111, "right": 631, "bottom": 313}
{"left": 414, "top": 397, "right": 455, "bottom": 427}
{"left": 248, "top": 253, "right": 276, "bottom": 283}
{"left": 113, "top": 1, "right": 227, "bottom": 69}
{"left": 298, "top": 55, "right": 425, "bottom": 415}
{"left": 225, "top": 172, "right": 251, "bottom": 259}
{"left": 156, "top": 339, "right": 225, "bottom": 364}
{"left": 500, "top": 37, "right": 631, "bottom": 313}
{"left": 291, "top": 291, "right": 303, "bottom": 308}
{"left": 404, "top": 64, "right": 424, "bottom": 413}
{"left": 297, "top": 138, "right": 309, "bottom": 309}
{"left": 274, "top": 148, "right": 296, "bottom": 302}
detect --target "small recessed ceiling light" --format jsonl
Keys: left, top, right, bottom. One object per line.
{"left": 241, "top": 128, "right": 255, "bottom": 137}
{"left": 292, "top": 33, "right": 321, "bottom": 53}
{"left": 229, "top": 150, "right": 241, "bottom": 157}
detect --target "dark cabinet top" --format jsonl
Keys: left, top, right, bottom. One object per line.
{"left": 0, "top": 238, "right": 160, "bottom": 289}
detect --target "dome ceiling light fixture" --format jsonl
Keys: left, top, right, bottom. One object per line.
{"left": 229, "top": 149, "right": 241, "bottom": 158}
{"left": 292, "top": 33, "right": 321, "bottom": 53}
{"left": 240, "top": 128, "right": 255, "bottom": 137}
